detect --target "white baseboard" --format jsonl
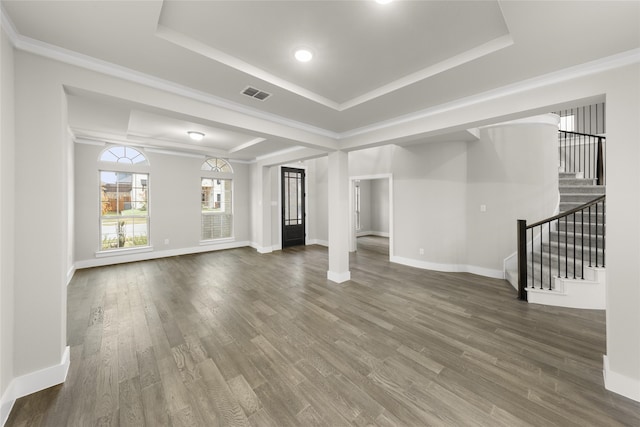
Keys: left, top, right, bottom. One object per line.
{"left": 327, "top": 270, "right": 351, "bottom": 283}
{"left": 76, "top": 241, "right": 251, "bottom": 269}
{"left": 466, "top": 264, "right": 505, "bottom": 279}
{"left": 603, "top": 355, "right": 640, "bottom": 402}
{"left": 1, "top": 389, "right": 14, "bottom": 427}
{"left": 250, "top": 242, "right": 272, "bottom": 253}
{"left": 307, "top": 239, "right": 328, "bottom": 247}
{"left": 356, "top": 231, "right": 389, "bottom": 238}
{"left": 1, "top": 346, "right": 70, "bottom": 426}
{"left": 390, "top": 256, "right": 504, "bottom": 280}
{"left": 66, "top": 265, "right": 76, "bottom": 286}
{"left": 252, "top": 239, "right": 329, "bottom": 250}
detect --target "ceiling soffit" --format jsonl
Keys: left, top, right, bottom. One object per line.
{"left": 156, "top": 0, "right": 512, "bottom": 111}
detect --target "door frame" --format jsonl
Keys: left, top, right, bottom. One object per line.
{"left": 349, "top": 173, "right": 393, "bottom": 259}
{"left": 278, "top": 164, "right": 308, "bottom": 249}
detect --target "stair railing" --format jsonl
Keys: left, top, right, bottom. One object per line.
{"left": 517, "top": 195, "right": 605, "bottom": 301}
{"left": 559, "top": 131, "right": 606, "bottom": 185}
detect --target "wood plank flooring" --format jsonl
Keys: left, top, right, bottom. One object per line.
{"left": 6, "top": 237, "right": 640, "bottom": 426}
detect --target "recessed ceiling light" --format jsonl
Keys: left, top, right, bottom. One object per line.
{"left": 376, "top": 0, "right": 393, "bottom": 4}
{"left": 294, "top": 49, "right": 313, "bottom": 63}
{"left": 188, "top": 131, "right": 204, "bottom": 141}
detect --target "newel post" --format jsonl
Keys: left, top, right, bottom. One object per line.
{"left": 517, "top": 219, "right": 528, "bottom": 301}
{"left": 596, "top": 136, "right": 605, "bottom": 185}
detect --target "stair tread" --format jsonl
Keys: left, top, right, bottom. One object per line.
{"left": 559, "top": 192, "right": 605, "bottom": 195}
{"left": 533, "top": 244, "right": 604, "bottom": 254}
{"left": 559, "top": 180, "right": 597, "bottom": 184}
{"left": 519, "top": 171, "right": 606, "bottom": 295}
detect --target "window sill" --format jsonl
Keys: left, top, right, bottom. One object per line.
{"left": 199, "top": 237, "right": 235, "bottom": 246}
{"left": 95, "top": 245, "right": 154, "bottom": 258}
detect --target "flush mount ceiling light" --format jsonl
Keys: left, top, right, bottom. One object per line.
{"left": 187, "top": 131, "right": 205, "bottom": 141}
{"left": 294, "top": 48, "right": 314, "bottom": 63}
{"left": 375, "top": 0, "right": 393, "bottom": 4}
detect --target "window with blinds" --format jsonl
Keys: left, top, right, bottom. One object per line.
{"left": 201, "top": 158, "right": 233, "bottom": 241}
{"left": 98, "top": 146, "right": 150, "bottom": 251}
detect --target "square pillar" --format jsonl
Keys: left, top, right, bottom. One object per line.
{"left": 258, "top": 165, "right": 272, "bottom": 253}
{"left": 327, "top": 151, "right": 350, "bottom": 283}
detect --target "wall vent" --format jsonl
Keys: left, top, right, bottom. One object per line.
{"left": 242, "top": 86, "right": 271, "bottom": 101}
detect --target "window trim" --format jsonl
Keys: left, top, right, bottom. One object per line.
{"left": 95, "top": 245, "right": 154, "bottom": 257}
{"left": 201, "top": 157, "right": 233, "bottom": 173}
{"left": 200, "top": 176, "right": 234, "bottom": 242}
{"left": 99, "top": 145, "right": 149, "bottom": 165}
{"left": 98, "top": 169, "right": 151, "bottom": 253}
{"left": 200, "top": 158, "right": 235, "bottom": 242}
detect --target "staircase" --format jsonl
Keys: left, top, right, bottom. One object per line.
{"left": 523, "top": 171, "right": 606, "bottom": 309}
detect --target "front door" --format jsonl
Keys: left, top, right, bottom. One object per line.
{"left": 282, "top": 167, "right": 305, "bottom": 247}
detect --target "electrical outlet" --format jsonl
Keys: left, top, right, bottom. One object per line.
{"left": 480, "top": 204, "right": 487, "bottom": 212}
{"left": 419, "top": 248, "right": 424, "bottom": 255}
{"left": 164, "top": 238, "right": 170, "bottom": 245}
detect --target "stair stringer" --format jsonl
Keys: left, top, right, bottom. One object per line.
{"left": 527, "top": 266, "right": 605, "bottom": 309}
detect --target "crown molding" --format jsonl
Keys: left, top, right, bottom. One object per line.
{"left": 3, "top": 5, "right": 639, "bottom": 147}
{"left": 227, "top": 158, "right": 253, "bottom": 165}
{"left": 0, "top": 4, "right": 19, "bottom": 42}
{"left": 480, "top": 113, "right": 560, "bottom": 129}
{"left": 228, "top": 137, "right": 267, "bottom": 154}
{"left": 156, "top": 24, "right": 513, "bottom": 113}
{"left": 255, "top": 145, "right": 307, "bottom": 163}
{"left": 340, "top": 48, "right": 640, "bottom": 140}
{"left": 339, "top": 33, "right": 514, "bottom": 111}
{"left": 74, "top": 137, "right": 107, "bottom": 147}
{"left": 0, "top": 7, "right": 339, "bottom": 141}
{"left": 144, "top": 147, "right": 207, "bottom": 159}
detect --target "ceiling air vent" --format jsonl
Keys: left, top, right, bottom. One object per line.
{"left": 242, "top": 86, "right": 271, "bottom": 101}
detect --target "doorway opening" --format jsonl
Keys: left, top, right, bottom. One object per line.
{"left": 350, "top": 174, "right": 393, "bottom": 260}
{"left": 281, "top": 166, "right": 306, "bottom": 247}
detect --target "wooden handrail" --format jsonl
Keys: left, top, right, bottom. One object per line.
{"left": 527, "top": 195, "right": 605, "bottom": 229}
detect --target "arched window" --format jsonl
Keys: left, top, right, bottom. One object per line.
{"left": 100, "top": 146, "right": 147, "bottom": 164}
{"left": 98, "top": 146, "right": 149, "bottom": 251}
{"left": 201, "top": 158, "right": 233, "bottom": 173}
{"left": 201, "top": 158, "right": 233, "bottom": 241}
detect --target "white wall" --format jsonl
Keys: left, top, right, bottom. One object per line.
{"left": 393, "top": 143, "right": 468, "bottom": 265}
{"left": 604, "top": 64, "right": 640, "bottom": 399}
{"left": 249, "top": 163, "right": 261, "bottom": 246}
{"left": 349, "top": 142, "right": 468, "bottom": 267}
{"left": 356, "top": 178, "right": 389, "bottom": 236}
{"left": 466, "top": 117, "right": 559, "bottom": 272}
{"left": 13, "top": 50, "right": 68, "bottom": 380}
{"left": 0, "top": 24, "right": 15, "bottom": 420}
{"left": 74, "top": 143, "right": 251, "bottom": 265}
{"left": 269, "top": 166, "right": 280, "bottom": 249}
{"left": 370, "top": 178, "right": 389, "bottom": 234}
{"left": 346, "top": 117, "right": 559, "bottom": 276}
{"left": 356, "top": 180, "right": 372, "bottom": 234}
{"left": 306, "top": 157, "right": 328, "bottom": 244}
{"left": 66, "top": 130, "right": 74, "bottom": 283}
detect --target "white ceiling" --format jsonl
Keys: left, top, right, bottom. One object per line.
{"left": 157, "top": 0, "right": 511, "bottom": 106}
{"left": 65, "top": 88, "right": 296, "bottom": 160}
{"left": 2, "top": 0, "right": 639, "bottom": 161}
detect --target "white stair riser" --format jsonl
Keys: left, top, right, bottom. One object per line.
{"left": 520, "top": 170, "right": 605, "bottom": 309}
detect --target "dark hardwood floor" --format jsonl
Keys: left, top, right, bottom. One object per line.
{"left": 6, "top": 241, "right": 640, "bottom": 426}
{"left": 357, "top": 235, "right": 389, "bottom": 257}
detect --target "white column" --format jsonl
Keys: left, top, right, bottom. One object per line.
{"left": 13, "top": 53, "right": 68, "bottom": 385}
{"left": 327, "top": 150, "right": 350, "bottom": 283}
{"left": 604, "top": 65, "right": 640, "bottom": 402}
{"left": 257, "top": 165, "right": 272, "bottom": 253}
